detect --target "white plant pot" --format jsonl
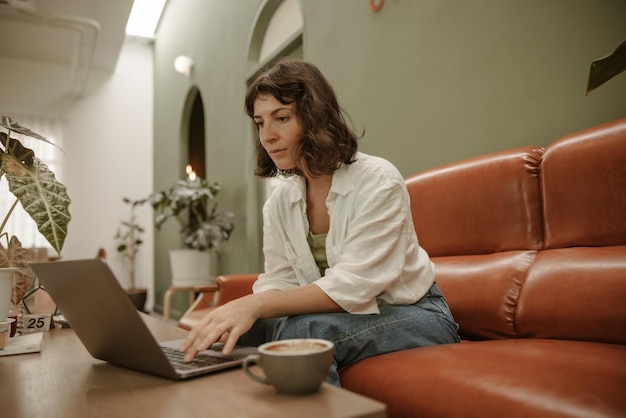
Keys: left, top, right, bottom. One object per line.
{"left": 0, "top": 268, "right": 19, "bottom": 319}
{"left": 168, "top": 249, "right": 214, "bottom": 286}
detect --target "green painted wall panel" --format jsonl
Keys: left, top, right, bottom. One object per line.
{"left": 153, "top": 0, "right": 626, "bottom": 316}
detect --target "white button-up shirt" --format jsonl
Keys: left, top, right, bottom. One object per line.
{"left": 253, "top": 152, "right": 434, "bottom": 314}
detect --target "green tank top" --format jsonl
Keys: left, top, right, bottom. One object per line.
{"left": 307, "top": 231, "right": 329, "bottom": 275}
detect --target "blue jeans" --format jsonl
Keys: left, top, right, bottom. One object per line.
{"left": 238, "top": 282, "right": 460, "bottom": 386}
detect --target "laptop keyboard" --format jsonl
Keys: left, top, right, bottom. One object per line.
{"left": 161, "top": 345, "right": 238, "bottom": 371}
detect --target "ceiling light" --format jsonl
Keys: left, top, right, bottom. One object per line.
{"left": 125, "top": 0, "right": 167, "bottom": 39}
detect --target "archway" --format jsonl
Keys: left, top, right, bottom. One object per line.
{"left": 244, "top": 0, "right": 304, "bottom": 272}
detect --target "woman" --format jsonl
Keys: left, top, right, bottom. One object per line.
{"left": 181, "top": 59, "right": 459, "bottom": 386}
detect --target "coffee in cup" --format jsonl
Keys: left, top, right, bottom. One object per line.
{"left": 243, "top": 338, "right": 334, "bottom": 395}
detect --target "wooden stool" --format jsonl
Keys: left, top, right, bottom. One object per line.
{"left": 162, "top": 285, "right": 197, "bottom": 323}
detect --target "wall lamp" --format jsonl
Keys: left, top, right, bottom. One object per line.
{"left": 174, "top": 55, "right": 194, "bottom": 77}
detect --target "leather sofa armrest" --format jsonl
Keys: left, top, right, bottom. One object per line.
{"left": 185, "top": 285, "right": 219, "bottom": 312}
{"left": 214, "top": 274, "right": 258, "bottom": 306}
{"left": 192, "top": 284, "right": 219, "bottom": 293}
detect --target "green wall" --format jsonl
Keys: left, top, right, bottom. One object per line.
{"left": 153, "top": 0, "right": 626, "bottom": 316}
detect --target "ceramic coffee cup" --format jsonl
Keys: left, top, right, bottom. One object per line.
{"left": 0, "top": 268, "right": 18, "bottom": 320}
{"left": 0, "top": 317, "right": 15, "bottom": 349}
{"left": 242, "top": 338, "right": 334, "bottom": 395}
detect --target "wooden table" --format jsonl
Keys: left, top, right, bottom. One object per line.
{"left": 0, "top": 314, "right": 386, "bottom": 418}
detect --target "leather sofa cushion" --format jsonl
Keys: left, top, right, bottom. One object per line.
{"left": 516, "top": 246, "right": 626, "bottom": 345}
{"left": 406, "top": 146, "right": 543, "bottom": 257}
{"left": 433, "top": 251, "right": 536, "bottom": 340}
{"left": 340, "top": 339, "right": 626, "bottom": 418}
{"left": 541, "top": 118, "right": 626, "bottom": 249}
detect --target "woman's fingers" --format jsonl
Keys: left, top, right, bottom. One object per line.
{"left": 221, "top": 328, "right": 243, "bottom": 355}
{"left": 180, "top": 296, "right": 259, "bottom": 359}
{"left": 181, "top": 311, "right": 238, "bottom": 360}
{"left": 181, "top": 311, "right": 214, "bottom": 351}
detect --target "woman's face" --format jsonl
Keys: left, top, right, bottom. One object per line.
{"left": 253, "top": 93, "right": 304, "bottom": 171}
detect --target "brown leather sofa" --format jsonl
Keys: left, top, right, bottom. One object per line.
{"left": 179, "top": 117, "right": 626, "bottom": 418}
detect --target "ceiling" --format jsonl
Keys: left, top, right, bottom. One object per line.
{"left": 0, "top": 0, "right": 135, "bottom": 117}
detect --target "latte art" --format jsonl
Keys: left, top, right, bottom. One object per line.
{"left": 266, "top": 341, "right": 327, "bottom": 352}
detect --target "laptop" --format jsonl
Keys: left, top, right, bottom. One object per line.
{"left": 30, "top": 258, "right": 257, "bottom": 380}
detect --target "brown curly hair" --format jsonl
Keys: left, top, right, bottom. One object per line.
{"left": 245, "top": 59, "right": 359, "bottom": 178}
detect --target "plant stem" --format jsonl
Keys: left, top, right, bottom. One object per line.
{"left": 0, "top": 199, "right": 19, "bottom": 235}
{"left": 129, "top": 213, "right": 136, "bottom": 289}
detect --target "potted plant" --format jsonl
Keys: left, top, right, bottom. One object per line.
{"left": 146, "top": 166, "right": 234, "bottom": 286}
{"left": 0, "top": 116, "right": 71, "bottom": 320}
{"left": 113, "top": 197, "right": 147, "bottom": 311}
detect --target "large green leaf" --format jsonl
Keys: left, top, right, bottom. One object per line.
{"left": 0, "top": 236, "right": 34, "bottom": 304}
{"left": 0, "top": 116, "right": 48, "bottom": 142}
{"left": 1, "top": 152, "right": 71, "bottom": 255}
{"left": 0, "top": 117, "right": 71, "bottom": 256}
{"left": 586, "top": 39, "right": 626, "bottom": 95}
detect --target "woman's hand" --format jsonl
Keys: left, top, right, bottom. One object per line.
{"left": 180, "top": 285, "right": 342, "bottom": 361}
{"left": 180, "top": 293, "right": 261, "bottom": 361}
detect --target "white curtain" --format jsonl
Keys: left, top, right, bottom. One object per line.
{"left": 0, "top": 115, "right": 64, "bottom": 253}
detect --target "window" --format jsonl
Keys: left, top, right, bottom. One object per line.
{"left": 125, "top": 0, "right": 167, "bottom": 39}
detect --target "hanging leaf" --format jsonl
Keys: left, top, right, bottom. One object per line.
{"left": 585, "top": 39, "right": 626, "bottom": 95}
{"left": 2, "top": 153, "right": 71, "bottom": 255}
{"left": 0, "top": 132, "right": 35, "bottom": 168}
{"left": 0, "top": 116, "right": 48, "bottom": 142}
{"left": 0, "top": 236, "right": 34, "bottom": 304}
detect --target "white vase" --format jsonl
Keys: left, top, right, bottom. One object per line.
{"left": 0, "top": 268, "right": 19, "bottom": 319}
{"left": 168, "top": 249, "right": 214, "bottom": 286}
